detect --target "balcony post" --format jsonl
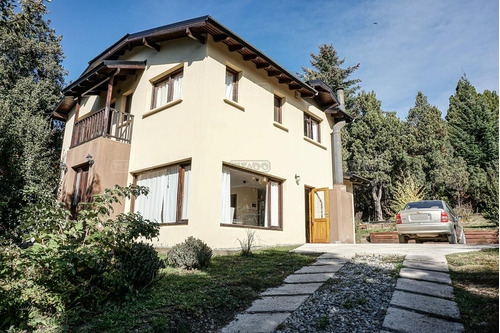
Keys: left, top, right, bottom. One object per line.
{"left": 103, "top": 72, "right": 115, "bottom": 137}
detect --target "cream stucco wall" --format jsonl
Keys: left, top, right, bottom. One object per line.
{"left": 60, "top": 35, "right": 341, "bottom": 249}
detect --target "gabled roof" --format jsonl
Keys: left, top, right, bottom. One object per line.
{"left": 54, "top": 16, "right": 351, "bottom": 122}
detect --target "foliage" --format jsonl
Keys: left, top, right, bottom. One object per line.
{"left": 237, "top": 229, "right": 257, "bottom": 256}
{"left": 447, "top": 249, "right": 499, "bottom": 332}
{"left": 0, "top": 185, "right": 160, "bottom": 331}
{"left": 405, "top": 92, "right": 469, "bottom": 203}
{"left": 167, "top": 236, "right": 213, "bottom": 270}
{"left": 0, "top": 0, "right": 65, "bottom": 241}
{"left": 446, "top": 76, "right": 499, "bottom": 219}
{"left": 387, "top": 175, "right": 424, "bottom": 217}
{"left": 115, "top": 242, "right": 162, "bottom": 289}
{"left": 66, "top": 247, "right": 318, "bottom": 332}
{"left": 344, "top": 91, "right": 405, "bottom": 220}
{"left": 300, "top": 43, "right": 361, "bottom": 110}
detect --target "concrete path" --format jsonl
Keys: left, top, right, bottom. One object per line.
{"left": 221, "top": 244, "right": 497, "bottom": 332}
{"left": 382, "top": 253, "right": 465, "bottom": 332}
{"left": 221, "top": 253, "right": 347, "bottom": 333}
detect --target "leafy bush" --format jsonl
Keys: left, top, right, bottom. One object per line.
{"left": 167, "top": 236, "right": 212, "bottom": 270}
{"left": 115, "top": 242, "right": 162, "bottom": 289}
{"left": 0, "top": 185, "right": 160, "bottom": 331}
{"left": 387, "top": 175, "right": 424, "bottom": 217}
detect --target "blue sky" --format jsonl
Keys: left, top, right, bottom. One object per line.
{"left": 46, "top": 0, "right": 498, "bottom": 118}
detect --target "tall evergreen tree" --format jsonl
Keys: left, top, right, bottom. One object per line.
{"left": 0, "top": 0, "right": 65, "bottom": 240}
{"left": 446, "top": 75, "right": 499, "bottom": 219}
{"left": 300, "top": 43, "right": 361, "bottom": 110}
{"left": 344, "top": 91, "right": 405, "bottom": 220}
{"left": 405, "top": 92, "right": 469, "bottom": 202}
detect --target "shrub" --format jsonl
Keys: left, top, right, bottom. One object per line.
{"left": 115, "top": 242, "right": 162, "bottom": 289}
{"left": 167, "top": 236, "right": 212, "bottom": 270}
{"left": 0, "top": 185, "right": 160, "bottom": 331}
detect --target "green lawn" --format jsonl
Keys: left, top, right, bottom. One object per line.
{"left": 447, "top": 248, "right": 499, "bottom": 333}
{"left": 68, "top": 246, "right": 319, "bottom": 333}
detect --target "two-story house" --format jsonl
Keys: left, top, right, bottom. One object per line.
{"left": 52, "top": 16, "right": 363, "bottom": 249}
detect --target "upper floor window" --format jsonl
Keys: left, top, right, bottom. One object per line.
{"left": 225, "top": 67, "right": 239, "bottom": 102}
{"left": 274, "top": 95, "right": 283, "bottom": 123}
{"left": 304, "top": 114, "right": 320, "bottom": 143}
{"left": 151, "top": 69, "right": 183, "bottom": 109}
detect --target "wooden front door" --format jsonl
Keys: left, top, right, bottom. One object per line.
{"left": 309, "top": 188, "right": 330, "bottom": 243}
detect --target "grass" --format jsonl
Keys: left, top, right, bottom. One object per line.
{"left": 446, "top": 248, "right": 499, "bottom": 333}
{"left": 68, "top": 246, "right": 318, "bottom": 332}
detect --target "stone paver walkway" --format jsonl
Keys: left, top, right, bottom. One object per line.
{"left": 222, "top": 244, "right": 497, "bottom": 332}
{"left": 221, "top": 254, "right": 346, "bottom": 333}
{"left": 382, "top": 254, "right": 465, "bottom": 332}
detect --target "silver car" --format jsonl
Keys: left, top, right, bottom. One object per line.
{"left": 396, "top": 200, "right": 466, "bottom": 244}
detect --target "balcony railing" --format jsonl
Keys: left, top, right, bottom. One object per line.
{"left": 71, "top": 108, "right": 134, "bottom": 148}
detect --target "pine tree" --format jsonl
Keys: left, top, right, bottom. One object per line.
{"left": 446, "top": 75, "right": 499, "bottom": 218}
{"left": 344, "top": 91, "right": 405, "bottom": 220}
{"left": 300, "top": 43, "right": 361, "bottom": 110}
{"left": 405, "top": 92, "right": 469, "bottom": 202}
{"left": 0, "top": 0, "right": 65, "bottom": 240}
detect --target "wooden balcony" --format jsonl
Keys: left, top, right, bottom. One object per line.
{"left": 71, "top": 108, "right": 134, "bottom": 148}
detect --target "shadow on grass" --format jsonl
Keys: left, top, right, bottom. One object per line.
{"left": 69, "top": 247, "right": 319, "bottom": 333}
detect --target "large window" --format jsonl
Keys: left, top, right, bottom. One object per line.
{"left": 134, "top": 163, "right": 190, "bottom": 224}
{"left": 225, "top": 67, "right": 239, "bottom": 102}
{"left": 221, "top": 166, "right": 282, "bottom": 229}
{"left": 304, "top": 114, "right": 320, "bottom": 143}
{"left": 151, "top": 69, "right": 183, "bottom": 109}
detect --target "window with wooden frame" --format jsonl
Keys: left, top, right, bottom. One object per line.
{"left": 221, "top": 166, "right": 282, "bottom": 229}
{"left": 133, "top": 163, "right": 191, "bottom": 224}
{"left": 71, "top": 165, "right": 90, "bottom": 218}
{"left": 225, "top": 67, "right": 239, "bottom": 102}
{"left": 274, "top": 95, "right": 283, "bottom": 123}
{"left": 304, "top": 113, "right": 321, "bottom": 143}
{"left": 151, "top": 69, "right": 183, "bottom": 109}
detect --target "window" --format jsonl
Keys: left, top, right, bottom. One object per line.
{"left": 71, "top": 165, "right": 90, "bottom": 218}
{"left": 225, "top": 67, "right": 238, "bottom": 102}
{"left": 221, "top": 166, "right": 282, "bottom": 228}
{"left": 151, "top": 69, "right": 183, "bottom": 109}
{"left": 304, "top": 114, "right": 320, "bottom": 143}
{"left": 274, "top": 95, "right": 283, "bottom": 123}
{"left": 134, "top": 163, "right": 191, "bottom": 224}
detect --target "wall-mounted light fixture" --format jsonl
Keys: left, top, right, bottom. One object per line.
{"left": 86, "top": 154, "right": 95, "bottom": 167}
{"left": 295, "top": 174, "right": 301, "bottom": 185}
{"left": 61, "top": 162, "right": 68, "bottom": 173}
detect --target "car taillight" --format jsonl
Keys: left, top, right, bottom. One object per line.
{"left": 441, "top": 211, "right": 449, "bottom": 222}
{"left": 396, "top": 214, "right": 402, "bottom": 224}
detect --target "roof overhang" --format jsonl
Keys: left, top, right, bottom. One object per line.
{"left": 307, "top": 80, "right": 353, "bottom": 122}
{"left": 52, "top": 60, "right": 146, "bottom": 120}
{"left": 344, "top": 172, "right": 371, "bottom": 185}
{"left": 77, "top": 15, "right": 317, "bottom": 98}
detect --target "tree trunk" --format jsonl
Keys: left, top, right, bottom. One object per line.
{"left": 372, "top": 182, "right": 384, "bottom": 221}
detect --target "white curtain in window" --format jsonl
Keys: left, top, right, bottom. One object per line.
{"left": 225, "top": 72, "right": 234, "bottom": 100}
{"left": 270, "top": 181, "right": 279, "bottom": 227}
{"left": 173, "top": 73, "right": 183, "bottom": 100}
{"left": 135, "top": 169, "right": 167, "bottom": 223}
{"left": 221, "top": 167, "right": 232, "bottom": 223}
{"left": 155, "top": 80, "right": 168, "bottom": 108}
{"left": 181, "top": 166, "right": 190, "bottom": 220}
{"left": 163, "top": 166, "right": 179, "bottom": 223}
{"left": 311, "top": 121, "right": 319, "bottom": 141}
{"left": 264, "top": 183, "right": 269, "bottom": 227}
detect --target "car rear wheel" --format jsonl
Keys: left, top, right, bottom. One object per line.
{"left": 448, "top": 230, "right": 457, "bottom": 244}
{"left": 398, "top": 235, "right": 408, "bottom": 243}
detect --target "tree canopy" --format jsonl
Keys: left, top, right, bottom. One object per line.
{"left": 0, "top": 0, "right": 65, "bottom": 240}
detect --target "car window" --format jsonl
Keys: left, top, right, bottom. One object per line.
{"left": 404, "top": 201, "right": 444, "bottom": 210}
